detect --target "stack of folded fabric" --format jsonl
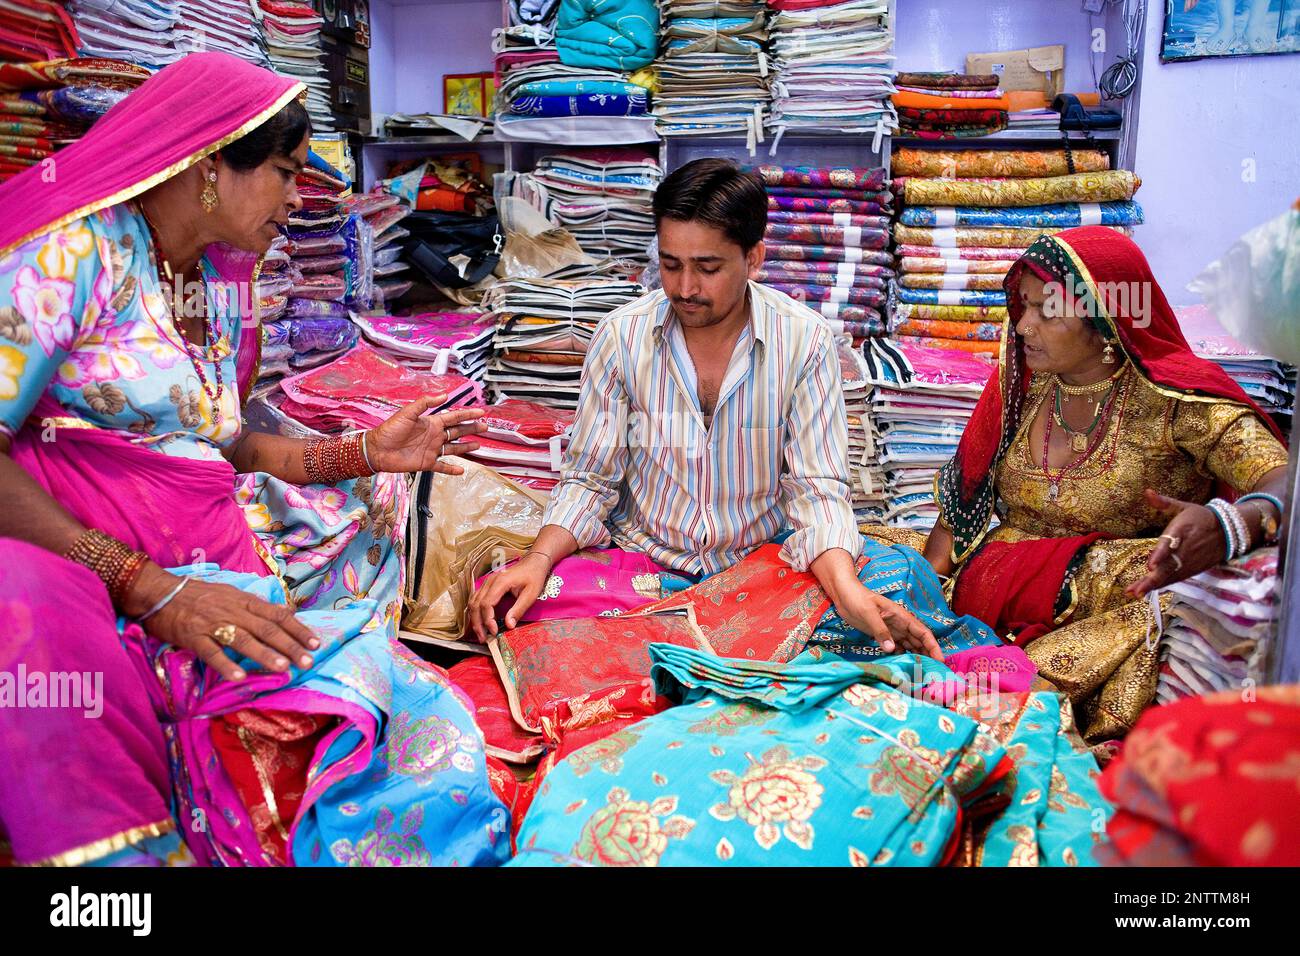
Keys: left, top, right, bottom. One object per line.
{"left": 344, "top": 190, "right": 409, "bottom": 304}
{"left": 1179, "top": 307, "right": 1297, "bottom": 426}
{"left": 173, "top": 0, "right": 269, "bottom": 67}
{"left": 893, "top": 71, "right": 1008, "bottom": 139}
{"left": 653, "top": 0, "right": 770, "bottom": 142}
{"left": 862, "top": 337, "right": 993, "bottom": 529}
{"left": 495, "top": 0, "right": 658, "bottom": 142}
{"left": 836, "top": 336, "right": 883, "bottom": 520}
{"left": 3, "top": 0, "right": 80, "bottom": 62}
{"left": 890, "top": 147, "right": 1141, "bottom": 356}
{"left": 0, "top": 57, "right": 144, "bottom": 182}
{"left": 496, "top": 0, "right": 560, "bottom": 55}
{"left": 484, "top": 276, "right": 645, "bottom": 409}
{"left": 352, "top": 312, "right": 496, "bottom": 384}
{"left": 765, "top": 0, "right": 896, "bottom": 147}
{"left": 751, "top": 163, "right": 893, "bottom": 338}
{"left": 67, "top": 0, "right": 178, "bottom": 67}
{"left": 275, "top": 342, "right": 482, "bottom": 434}
{"left": 500, "top": 148, "right": 661, "bottom": 269}
{"left": 256, "top": 0, "right": 331, "bottom": 131}
{"left": 1156, "top": 548, "right": 1280, "bottom": 705}
{"left": 465, "top": 399, "right": 575, "bottom": 492}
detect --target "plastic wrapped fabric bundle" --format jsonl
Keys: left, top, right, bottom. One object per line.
{"left": 402, "top": 458, "right": 550, "bottom": 643}
{"left": 899, "top": 201, "right": 1144, "bottom": 229}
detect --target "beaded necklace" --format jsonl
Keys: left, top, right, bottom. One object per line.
{"left": 1041, "top": 367, "right": 1128, "bottom": 503}
{"left": 139, "top": 202, "right": 225, "bottom": 426}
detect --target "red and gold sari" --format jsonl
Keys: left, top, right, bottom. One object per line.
{"left": 934, "top": 227, "right": 1288, "bottom": 743}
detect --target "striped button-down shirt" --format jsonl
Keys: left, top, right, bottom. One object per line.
{"left": 542, "top": 281, "right": 861, "bottom": 576}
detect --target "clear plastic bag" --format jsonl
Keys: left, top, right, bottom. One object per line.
{"left": 1190, "top": 202, "right": 1300, "bottom": 365}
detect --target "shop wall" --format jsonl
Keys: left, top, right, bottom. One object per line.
{"left": 370, "top": 0, "right": 500, "bottom": 118}
{"left": 1129, "top": 15, "right": 1300, "bottom": 304}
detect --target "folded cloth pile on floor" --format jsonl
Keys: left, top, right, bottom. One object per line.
{"left": 353, "top": 312, "right": 495, "bottom": 384}
{"left": 465, "top": 399, "right": 574, "bottom": 492}
{"left": 484, "top": 275, "right": 645, "bottom": 409}
{"left": 1155, "top": 547, "right": 1280, "bottom": 705}
{"left": 765, "top": 0, "right": 896, "bottom": 146}
{"left": 751, "top": 163, "right": 893, "bottom": 336}
{"left": 893, "top": 71, "right": 1007, "bottom": 138}
{"left": 0, "top": 56, "right": 142, "bottom": 181}
{"left": 274, "top": 342, "right": 481, "bottom": 433}
{"left": 66, "top": 0, "right": 178, "bottom": 67}
{"left": 499, "top": 147, "right": 661, "bottom": 269}
{"left": 862, "top": 337, "right": 993, "bottom": 530}
{"left": 256, "top": 0, "right": 330, "bottom": 130}
{"left": 889, "top": 148, "right": 1139, "bottom": 356}
{"left": 653, "top": 0, "right": 770, "bottom": 142}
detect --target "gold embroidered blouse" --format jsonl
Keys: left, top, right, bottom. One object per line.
{"left": 993, "top": 368, "right": 1289, "bottom": 540}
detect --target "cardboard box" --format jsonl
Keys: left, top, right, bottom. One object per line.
{"left": 967, "top": 45, "right": 1065, "bottom": 99}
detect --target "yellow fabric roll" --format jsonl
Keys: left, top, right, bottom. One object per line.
{"left": 891, "top": 147, "right": 1110, "bottom": 179}
{"left": 899, "top": 272, "right": 1006, "bottom": 290}
{"left": 901, "top": 170, "right": 1141, "bottom": 208}
{"left": 894, "top": 302, "right": 1010, "bottom": 322}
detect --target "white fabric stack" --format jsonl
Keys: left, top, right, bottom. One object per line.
{"left": 174, "top": 0, "right": 269, "bottom": 67}
{"left": 255, "top": 0, "right": 332, "bottom": 131}
{"left": 862, "top": 338, "right": 993, "bottom": 530}
{"left": 765, "top": 0, "right": 896, "bottom": 148}
{"left": 1156, "top": 548, "right": 1280, "bottom": 704}
{"left": 69, "top": 0, "right": 181, "bottom": 67}
{"left": 835, "top": 336, "right": 882, "bottom": 520}
{"left": 653, "top": 0, "right": 770, "bottom": 143}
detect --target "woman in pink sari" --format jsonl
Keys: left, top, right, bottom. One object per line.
{"left": 0, "top": 53, "right": 509, "bottom": 866}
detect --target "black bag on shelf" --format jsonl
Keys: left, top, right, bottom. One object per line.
{"left": 400, "top": 210, "right": 501, "bottom": 289}
{"left": 1053, "top": 93, "right": 1122, "bottom": 131}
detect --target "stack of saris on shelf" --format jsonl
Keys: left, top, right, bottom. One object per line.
{"left": 652, "top": 0, "right": 770, "bottom": 142}
{"left": 1177, "top": 307, "right": 1297, "bottom": 428}
{"left": 0, "top": 56, "right": 141, "bottom": 182}
{"left": 4, "top": 0, "right": 79, "bottom": 61}
{"left": 66, "top": 0, "right": 179, "bottom": 67}
{"left": 173, "top": 0, "right": 269, "bottom": 67}
{"left": 889, "top": 147, "right": 1141, "bottom": 357}
{"left": 483, "top": 275, "right": 645, "bottom": 409}
{"left": 255, "top": 0, "right": 330, "bottom": 129}
{"left": 1155, "top": 548, "right": 1280, "bottom": 706}
{"left": 494, "top": 0, "right": 657, "bottom": 142}
{"left": 837, "top": 337, "right": 883, "bottom": 520}
{"left": 893, "top": 71, "right": 1007, "bottom": 138}
{"left": 751, "top": 163, "right": 892, "bottom": 338}
{"left": 862, "top": 337, "right": 992, "bottom": 529}
{"left": 464, "top": 399, "right": 574, "bottom": 492}
{"left": 498, "top": 148, "right": 662, "bottom": 270}
{"left": 352, "top": 311, "right": 495, "bottom": 384}
{"left": 271, "top": 342, "right": 482, "bottom": 434}
{"left": 765, "top": 0, "right": 896, "bottom": 147}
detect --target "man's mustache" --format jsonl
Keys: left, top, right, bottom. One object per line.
{"left": 673, "top": 297, "right": 711, "bottom": 307}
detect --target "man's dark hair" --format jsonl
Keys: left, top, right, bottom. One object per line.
{"left": 653, "top": 158, "right": 767, "bottom": 251}
{"left": 219, "top": 99, "right": 311, "bottom": 172}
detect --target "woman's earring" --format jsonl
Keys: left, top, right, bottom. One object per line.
{"left": 200, "top": 171, "right": 218, "bottom": 213}
{"left": 1102, "top": 342, "right": 1116, "bottom": 364}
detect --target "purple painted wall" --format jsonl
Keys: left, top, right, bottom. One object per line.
{"left": 1130, "top": 14, "right": 1300, "bottom": 305}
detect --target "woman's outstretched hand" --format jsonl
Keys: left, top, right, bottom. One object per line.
{"left": 1126, "top": 488, "right": 1227, "bottom": 598}
{"left": 365, "top": 394, "right": 487, "bottom": 476}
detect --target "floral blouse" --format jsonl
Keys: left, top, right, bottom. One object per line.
{"left": 0, "top": 201, "right": 243, "bottom": 461}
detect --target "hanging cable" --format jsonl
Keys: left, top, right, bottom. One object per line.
{"left": 1099, "top": 0, "right": 1144, "bottom": 100}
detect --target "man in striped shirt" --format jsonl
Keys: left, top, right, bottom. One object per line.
{"left": 470, "top": 159, "right": 938, "bottom": 657}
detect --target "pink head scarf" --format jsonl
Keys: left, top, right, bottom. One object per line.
{"left": 0, "top": 51, "right": 304, "bottom": 257}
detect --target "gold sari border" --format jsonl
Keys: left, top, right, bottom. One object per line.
{"left": 1, "top": 83, "right": 306, "bottom": 259}
{"left": 25, "top": 818, "right": 176, "bottom": 867}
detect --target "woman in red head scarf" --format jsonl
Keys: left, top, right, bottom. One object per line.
{"left": 924, "top": 226, "right": 1289, "bottom": 744}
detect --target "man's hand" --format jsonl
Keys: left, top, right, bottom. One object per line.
{"left": 466, "top": 552, "right": 551, "bottom": 640}
{"left": 834, "top": 583, "right": 943, "bottom": 660}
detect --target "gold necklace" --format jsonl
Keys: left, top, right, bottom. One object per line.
{"left": 1056, "top": 363, "right": 1127, "bottom": 407}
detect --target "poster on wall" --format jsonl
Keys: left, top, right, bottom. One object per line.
{"left": 1162, "top": 0, "right": 1300, "bottom": 60}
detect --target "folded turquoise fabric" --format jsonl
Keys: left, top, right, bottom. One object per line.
{"left": 556, "top": 0, "right": 659, "bottom": 71}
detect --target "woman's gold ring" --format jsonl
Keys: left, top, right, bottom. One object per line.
{"left": 212, "top": 623, "right": 237, "bottom": 646}
{"left": 1159, "top": 534, "right": 1181, "bottom": 551}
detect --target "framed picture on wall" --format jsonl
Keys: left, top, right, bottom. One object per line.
{"left": 1162, "top": 0, "right": 1300, "bottom": 61}
{"left": 443, "top": 72, "right": 493, "bottom": 117}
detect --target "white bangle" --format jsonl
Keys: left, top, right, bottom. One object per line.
{"left": 360, "top": 431, "right": 375, "bottom": 474}
{"left": 137, "top": 576, "right": 190, "bottom": 622}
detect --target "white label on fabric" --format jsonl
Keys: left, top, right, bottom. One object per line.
{"left": 758, "top": 51, "right": 769, "bottom": 77}
{"left": 931, "top": 228, "right": 959, "bottom": 246}
{"left": 836, "top": 261, "right": 856, "bottom": 284}
{"left": 844, "top": 225, "right": 862, "bottom": 246}
{"left": 819, "top": 300, "right": 839, "bottom": 319}
{"left": 1080, "top": 203, "right": 1103, "bottom": 225}
{"left": 829, "top": 287, "right": 849, "bottom": 304}
{"left": 937, "top": 291, "right": 964, "bottom": 305}
{"left": 941, "top": 275, "right": 971, "bottom": 289}
{"left": 934, "top": 208, "right": 957, "bottom": 227}
{"left": 434, "top": 347, "right": 452, "bottom": 375}
{"left": 845, "top": 246, "right": 863, "bottom": 263}
{"left": 549, "top": 434, "right": 565, "bottom": 473}
{"left": 946, "top": 259, "right": 970, "bottom": 273}
{"left": 833, "top": 212, "right": 852, "bottom": 228}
